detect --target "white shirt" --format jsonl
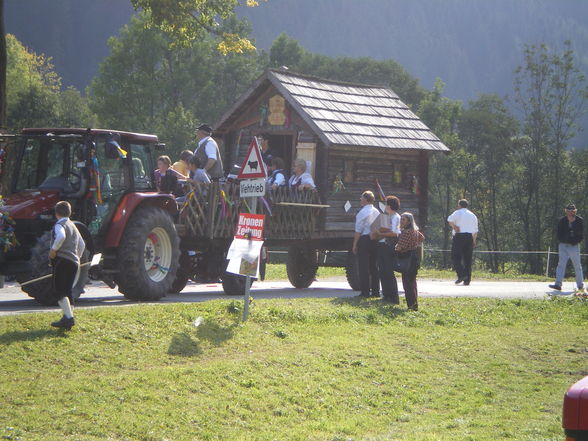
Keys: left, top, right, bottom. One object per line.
{"left": 196, "top": 136, "right": 218, "bottom": 160}
{"left": 192, "top": 168, "right": 211, "bottom": 184}
{"left": 379, "top": 212, "right": 401, "bottom": 243}
{"left": 355, "top": 204, "right": 380, "bottom": 235}
{"left": 288, "top": 172, "right": 315, "bottom": 189}
{"left": 267, "top": 170, "right": 286, "bottom": 187}
{"left": 447, "top": 208, "right": 478, "bottom": 235}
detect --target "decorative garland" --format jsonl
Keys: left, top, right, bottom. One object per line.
{"left": 0, "top": 196, "right": 18, "bottom": 252}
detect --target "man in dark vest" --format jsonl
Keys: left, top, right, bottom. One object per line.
{"left": 194, "top": 124, "right": 224, "bottom": 181}
{"left": 49, "top": 201, "right": 86, "bottom": 330}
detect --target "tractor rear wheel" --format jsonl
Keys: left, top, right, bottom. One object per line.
{"left": 115, "top": 207, "right": 180, "bottom": 301}
{"left": 17, "top": 230, "right": 89, "bottom": 305}
{"left": 286, "top": 246, "right": 318, "bottom": 288}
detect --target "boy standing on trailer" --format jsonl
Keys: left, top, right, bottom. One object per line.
{"left": 49, "top": 201, "right": 86, "bottom": 330}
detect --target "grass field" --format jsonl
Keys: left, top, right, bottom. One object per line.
{"left": 264, "top": 263, "right": 551, "bottom": 282}
{"left": 1, "top": 296, "right": 586, "bottom": 441}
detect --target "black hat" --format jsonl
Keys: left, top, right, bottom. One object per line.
{"left": 196, "top": 124, "right": 212, "bottom": 134}
{"left": 566, "top": 203, "right": 577, "bottom": 210}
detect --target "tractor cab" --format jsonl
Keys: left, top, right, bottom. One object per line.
{"left": 7, "top": 129, "right": 158, "bottom": 240}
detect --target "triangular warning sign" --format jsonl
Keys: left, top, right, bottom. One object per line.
{"left": 238, "top": 137, "right": 267, "bottom": 179}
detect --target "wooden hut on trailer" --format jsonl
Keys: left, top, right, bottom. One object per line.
{"left": 176, "top": 69, "right": 449, "bottom": 293}
{"left": 214, "top": 68, "right": 449, "bottom": 240}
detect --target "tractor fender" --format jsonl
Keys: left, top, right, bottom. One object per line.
{"left": 103, "top": 193, "right": 178, "bottom": 248}
{"left": 73, "top": 221, "right": 94, "bottom": 257}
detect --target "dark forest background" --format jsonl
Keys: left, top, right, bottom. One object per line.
{"left": 7, "top": 0, "right": 588, "bottom": 128}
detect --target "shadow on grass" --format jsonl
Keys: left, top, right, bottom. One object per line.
{"left": 168, "top": 332, "right": 202, "bottom": 356}
{"left": 0, "top": 328, "right": 69, "bottom": 345}
{"left": 330, "top": 296, "right": 410, "bottom": 319}
{"left": 196, "top": 319, "right": 238, "bottom": 346}
{"left": 167, "top": 318, "right": 239, "bottom": 356}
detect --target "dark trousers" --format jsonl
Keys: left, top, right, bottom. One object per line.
{"left": 401, "top": 266, "right": 418, "bottom": 310}
{"left": 377, "top": 242, "right": 398, "bottom": 303}
{"left": 358, "top": 235, "right": 379, "bottom": 296}
{"left": 51, "top": 257, "right": 78, "bottom": 302}
{"left": 451, "top": 233, "right": 474, "bottom": 282}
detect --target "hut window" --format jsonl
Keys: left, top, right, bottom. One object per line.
{"left": 343, "top": 159, "right": 356, "bottom": 183}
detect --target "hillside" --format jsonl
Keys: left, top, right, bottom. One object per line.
{"left": 6, "top": 0, "right": 588, "bottom": 145}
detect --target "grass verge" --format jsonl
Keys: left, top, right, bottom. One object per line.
{"left": 265, "top": 263, "right": 550, "bottom": 282}
{"left": 1, "top": 297, "right": 586, "bottom": 441}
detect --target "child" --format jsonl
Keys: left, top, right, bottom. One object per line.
{"left": 187, "top": 155, "right": 211, "bottom": 184}
{"left": 49, "top": 201, "right": 86, "bottom": 330}
{"left": 172, "top": 150, "right": 193, "bottom": 176}
{"left": 154, "top": 155, "right": 186, "bottom": 193}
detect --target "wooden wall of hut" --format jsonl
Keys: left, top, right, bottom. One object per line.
{"left": 219, "top": 83, "right": 318, "bottom": 170}
{"left": 323, "top": 147, "right": 429, "bottom": 233}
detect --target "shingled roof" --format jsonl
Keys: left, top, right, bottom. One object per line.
{"left": 215, "top": 69, "right": 450, "bottom": 152}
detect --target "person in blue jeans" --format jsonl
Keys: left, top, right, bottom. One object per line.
{"left": 549, "top": 203, "right": 584, "bottom": 291}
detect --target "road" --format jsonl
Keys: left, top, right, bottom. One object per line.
{"left": 0, "top": 277, "right": 576, "bottom": 316}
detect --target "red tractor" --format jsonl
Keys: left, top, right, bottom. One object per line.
{"left": 0, "top": 128, "right": 180, "bottom": 305}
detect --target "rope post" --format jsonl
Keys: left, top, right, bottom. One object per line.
{"left": 545, "top": 246, "right": 551, "bottom": 277}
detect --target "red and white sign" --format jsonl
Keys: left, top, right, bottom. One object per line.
{"left": 235, "top": 213, "right": 265, "bottom": 240}
{"left": 237, "top": 137, "right": 267, "bottom": 179}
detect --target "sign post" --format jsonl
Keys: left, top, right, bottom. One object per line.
{"left": 237, "top": 137, "right": 267, "bottom": 321}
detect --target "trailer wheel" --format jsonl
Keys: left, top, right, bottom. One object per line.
{"left": 286, "top": 246, "right": 318, "bottom": 288}
{"left": 17, "top": 230, "right": 90, "bottom": 305}
{"left": 169, "top": 252, "right": 191, "bottom": 293}
{"left": 221, "top": 261, "right": 252, "bottom": 296}
{"left": 115, "top": 207, "right": 180, "bottom": 300}
{"left": 345, "top": 250, "right": 360, "bottom": 291}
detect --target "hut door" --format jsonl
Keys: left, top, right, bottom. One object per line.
{"left": 267, "top": 134, "right": 292, "bottom": 171}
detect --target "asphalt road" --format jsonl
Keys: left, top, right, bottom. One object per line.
{"left": 0, "top": 277, "right": 577, "bottom": 316}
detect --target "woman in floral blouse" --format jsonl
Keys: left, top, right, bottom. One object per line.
{"left": 395, "top": 212, "right": 425, "bottom": 311}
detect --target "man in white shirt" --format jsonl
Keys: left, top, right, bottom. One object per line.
{"left": 193, "top": 124, "right": 224, "bottom": 181}
{"left": 352, "top": 191, "right": 380, "bottom": 297}
{"left": 447, "top": 199, "right": 478, "bottom": 285}
{"left": 371, "top": 196, "right": 402, "bottom": 303}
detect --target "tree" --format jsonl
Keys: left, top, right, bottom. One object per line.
{"left": 459, "top": 94, "right": 518, "bottom": 272}
{"left": 513, "top": 41, "right": 588, "bottom": 272}
{"left": 56, "top": 87, "right": 97, "bottom": 128}
{"left": 130, "top": 0, "right": 262, "bottom": 54}
{"left": 269, "top": 33, "right": 425, "bottom": 108}
{"left": 417, "top": 79, "right": 463, "bottom": 267}
{"left": 89, "top": 14, "right": 264, "bottom": 157}
{"left": 0, "top": 0, "right": 6, "bottom": 129}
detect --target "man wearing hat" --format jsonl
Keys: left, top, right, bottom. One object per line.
{"left": 194, "top": 124, "right": 224, "bottom": 181}
{"left": 549, "top": 203, "right": 585, "bottom": 291}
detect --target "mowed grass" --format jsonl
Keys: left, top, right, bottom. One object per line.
{"left": 265, "top": 263, "right": 550, "bottom": 282}
{"left": 1, "top": 297, "right": 587, "bottom": 441}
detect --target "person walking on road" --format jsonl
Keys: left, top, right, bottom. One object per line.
{"left": 549, "top": 203, "right": 585, "bottom": 292}
{"left": 49, "top": 201, "right": 86, "bottom": 330}
{"left": 352, "top": 191, "right": 380, "bottom": 298}
{"left": 447, "top": 199, "right": 478, "bottom": 285}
